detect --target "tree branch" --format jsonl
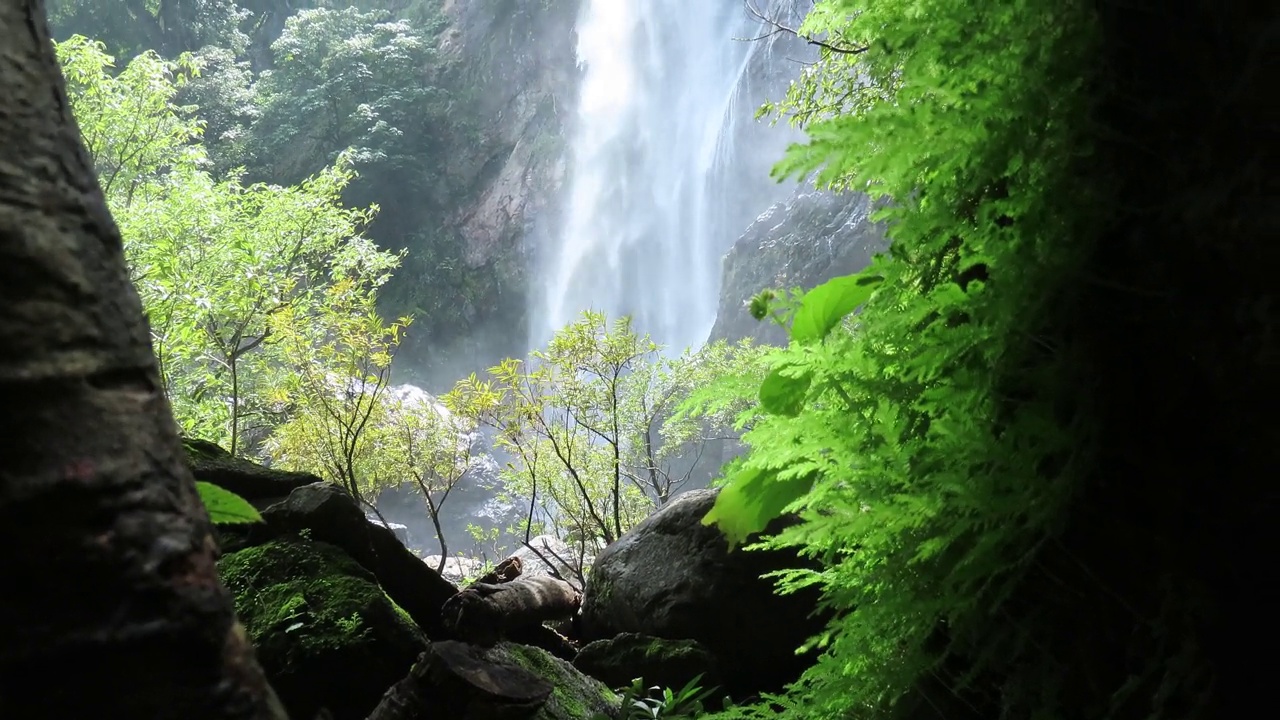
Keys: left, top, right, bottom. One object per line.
{"left": 741, "top": 1, "right": 870, "bottom": 56}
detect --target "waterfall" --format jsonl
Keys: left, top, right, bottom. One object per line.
{"left": 532, "top": 0, "right": 792, "bottom": 351}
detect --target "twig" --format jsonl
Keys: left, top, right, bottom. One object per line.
{"left": 739, "top": 1, "right": 870, "bottom": 56}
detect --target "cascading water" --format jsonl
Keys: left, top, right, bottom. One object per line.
{"left": 533, "top": 0, "right": 796, "bottom": 351}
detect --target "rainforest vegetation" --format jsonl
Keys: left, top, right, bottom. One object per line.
{"left": 0, "top": 0, "right": 1267, "bottom": 718}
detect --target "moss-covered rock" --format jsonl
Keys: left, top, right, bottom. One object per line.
{"left": 573, "top": 633, "right": 720, "bottom": 698}
{"left": 261, "top": 482, "right": 458, "bottom": 639}
{"left": 491, "top": 642, "right": 620, "bottom": 720}
{"left": 218, "top": 538, "right": 427, "bottom": 720}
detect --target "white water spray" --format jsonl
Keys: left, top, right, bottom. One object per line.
{"left": 534, "top": 0, "right": 787, "bottom": 351}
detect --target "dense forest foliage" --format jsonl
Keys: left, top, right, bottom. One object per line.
{"left": 38, "top": 0, "right": 1268, "bottom": 718}
{"left": 48, "top": 0, "right": 528, "bottom": 380}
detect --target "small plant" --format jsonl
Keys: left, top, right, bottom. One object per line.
{"left": 334, "top": 612, "right": 364, "bottom": 637}
{"left": 457, "top": 557, "right": 496, "bottom": 586}
{"left": 596, "top": 674, "right": 719, "bottom": 720}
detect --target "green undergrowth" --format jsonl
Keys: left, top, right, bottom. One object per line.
{"left": 689, "top": 0, "right": 1111, "bottom": 717}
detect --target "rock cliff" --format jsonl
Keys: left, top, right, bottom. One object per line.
{"left": 710, "top": 189, "right": 888, "bottom": 345}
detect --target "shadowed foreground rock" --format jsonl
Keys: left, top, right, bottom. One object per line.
{"left": 574, "top": 633, "right": 720, "bottom": 697}
{"left": 368, "top": 641, "right": 618, "bottom": 720}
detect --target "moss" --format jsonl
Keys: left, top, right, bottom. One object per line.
{"left": 217, "top": 538, "right": 428, "bottom": 719}
{"left": 598, "top": 683, "right": 620, "bottom": 708}
{"left": 221, "top": 539, "right": 404, "bottom": 658}
{"left": 494, "top": 642, "right": 619, "bottom": 720}
{"left": 585, "top": 572, "right": 612, "bottom": 611}
{"left": 574, "top": 633, "right": 718, "bottom": 700}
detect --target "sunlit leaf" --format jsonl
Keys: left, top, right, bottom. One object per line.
{"left": 701, "top": 466, "right": 814, "bottom": 550}
{"left": 196, "top": 481, "right": 263, "bottom": 524}
{"left": 759, "top": 365, "right": 812, "bottom": 417}
{"left": 789, "top": 268, "right": 884, "bottom": 344}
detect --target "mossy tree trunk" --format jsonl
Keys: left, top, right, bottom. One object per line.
{"left": 0, "top": 1, "right": 286, "bottom": 718}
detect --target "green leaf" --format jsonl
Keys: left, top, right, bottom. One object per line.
{"left": 759, "top": 365, "right": 812, "bottom": 417}
{"left": 789, "top": 269, "right": 884, "bottom": 344}
{"left": 196, "top": 481, "right": 263, "bottom": 525}
{"left": 702, "top": 466, "right": 814, "bottom": 550}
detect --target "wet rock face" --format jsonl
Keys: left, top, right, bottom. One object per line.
{"left": 389, "top": 0, "right": 580, "bottom": 376}
{"left": 436, "top": 0, "right": 578, "bottom": 268}
{"left": 710, "top": 190, "right": 889, "bottom": 345}
{"left": 578, "top": 488, "right": 826, "bottom": 698}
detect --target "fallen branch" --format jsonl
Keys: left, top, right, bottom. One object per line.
{"left": 469, "top": 555, "right": 523, "bottom": 587}
{"left": 442, "top": 575, "right": 581, "bottom": 646}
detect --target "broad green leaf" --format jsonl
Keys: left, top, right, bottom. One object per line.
{"left": 759, "top": 365, "right": 812, "bottom": 417}
{"left": 789, "top": 269, "right": 884, "bottom": 344}
{"left": 196, "top": 481, "right": 263, "bottom": 525}
{"left": 702, "top": 466, "right": 815, "bottom": 550}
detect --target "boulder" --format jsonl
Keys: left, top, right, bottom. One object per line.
{"left": 218, "top": 539, "right": 428, "bottom": 720}
{"left": 367, "top": 641, "right": 617, "bottom": 720}
{"left": 423, "top": 554, "right": 486, "bottom": 584}
{"left": 183, "top": 437, "right": 319, "bottom": 506}
{"left": 495, "top": 642, "right": 619, "bottom": 720}
{"left": 573, "top": 633, "right": 720, "bottom": 696}
{"left": 262, "top": 483, "right": 459, "bottom": 639}
{"left": 579, "top": 488, "right": 825, "bottom": 698}
{"left": 367, "top": 641, "right": 551, "bottom": 720}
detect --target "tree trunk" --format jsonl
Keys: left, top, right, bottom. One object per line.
{"left": 441, "top": 576, "right": 581, "bottom": 646}
{"left": 0, "top": 2, "right": 286, "bottom": 718}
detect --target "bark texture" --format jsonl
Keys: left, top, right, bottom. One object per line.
{"left": 0, "top": 1, "right": 286, "bottom": 718}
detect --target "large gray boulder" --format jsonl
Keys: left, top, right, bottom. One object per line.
{"left": 579, "top": 488, "right": 825, "bottom": 698}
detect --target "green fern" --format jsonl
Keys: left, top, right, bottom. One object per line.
{"left": 696, "top": 0, "right": 1103, "bottom": 717}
